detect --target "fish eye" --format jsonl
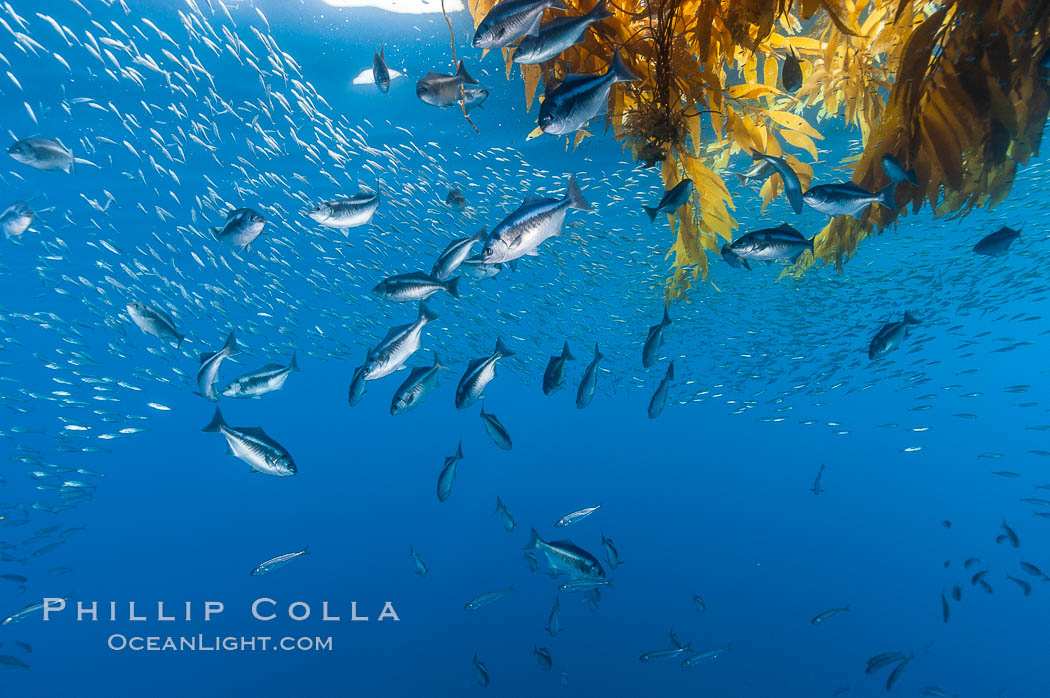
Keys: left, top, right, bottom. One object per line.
{"left": 483, "top": 246, "right": 493, "bottom": 256}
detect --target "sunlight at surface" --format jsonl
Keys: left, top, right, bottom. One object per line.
{"left": 322, "top": 0, "right": 465, "bottom": 13}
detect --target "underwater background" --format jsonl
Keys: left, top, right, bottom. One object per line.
{"left": 0, "top": 1, "right": 1048, "bottom": 696}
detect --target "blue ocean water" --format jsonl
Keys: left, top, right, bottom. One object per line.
{"left": 0, "top": 1, "right": 1048, "bottom": 696}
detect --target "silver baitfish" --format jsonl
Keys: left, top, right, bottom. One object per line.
{"left": 0, "top": 201, "right": 33, "bottom": 239}
{"left": 472, "top": 0, "right": 568, "bottom": 50}
{"left": 647, "top": 360, "right": 674, "bottom": 419}
{"left": 7, "top": 137, "right": 75, "bottom": 172}
{"left": 555, "top": 505, "right": 601, "bottom": 527}
{"left": 480, "top": 405, "right": 513, "bottom": 450}
{"left": 464, "top": 585, "right": 514, "bottom": 610}
{"left": 416, "top": 61, "right": 480, "bottom": 108}
{"left": 362, "top": 303, "right": 439, "bottom": 381}
{"left": 525, "top": 527, "right": 605, "bottom": 579}
{"left": 537, "top": 50, "right": 637, "bottom": 135}
{"left": 542, "top": 341, "right": 575, "bottom": 395}
{"left": 436, "top": 442, "right": 462, "bottom": 503}
{"left": 803, "top": 181, "right": 898, "bottom": 218}
{"left": 868, "top": 311, "right": 920, "bottom": 360}
{"left": 201, "top": 408, "right": 296, "bottom": 477}
{"left": 432, "top": 228, "right": 485, "bottom": 279}
{"left": 372, "top": 271, "right": 460, "bottom": 302}
{"left": 601, "top": 530, "right": 621, "bottom": 569}
{"left": 727, "top": 223, "right": 813, "bottom": 262}
{"left": 195, "top": 332, "right": 240, "bottom": 402}
{"left": 513, "top": 0, "right": 612, "bottom": 65}
{"left": 250, "top": 546, "right": 309, "bottom": 576}
{"left": 576, "top": 342, "right": 603, "bottom": 409}
{"left": 307, "top": 189, "right": 380, "bottom": 230}
{"left": 455, "top": 337, "right": 515, "bottom": 409}
{"left": 643, "top": 179, "right": 693, "bottom": 223}
{"left": 372, "top": 45, "right": 390, "bottom": 93}
{"left": 495, "top": 496, "right": 516, "bottom": 532}
{"left": 546, "top": 596, "right": 564, "bottom": 636}
{"left": 222, "top": 353, "right": 300, "bottom": 399}
{"left": 126, "top": 302, "right": 185, "bottom": 348}
{"left": 410, "top": 546, "right": 428, "bottom": 577}
{"left": 480, "top": 176, "right": 590, "bottom": 263}
{"left": 642, "top": 308, "right": 671, "bottom": 368}
{"left": 681, "top": 643, "right": 732, "bottom": 667}
{"left": 810, "top": 604, "right": 850, "bottom": 625}
{"left": 390, "top": 353, "right": 446, "bottom": 415}
{"left": 212, "top": 208, "right": 266, "bottom": 250}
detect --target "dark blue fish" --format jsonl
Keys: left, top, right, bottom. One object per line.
{"left": 868, "top": 311, "right": 920, "bottom": 360}
{"left": 973, "top": 226, "right": 1020, "bottom": 255}
{"left": 643, "top": 179, "right": 693, "bottom": 223}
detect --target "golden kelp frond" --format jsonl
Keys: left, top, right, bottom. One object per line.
{"left": 466, "top": 0, "right": 1050, "bottom": 296}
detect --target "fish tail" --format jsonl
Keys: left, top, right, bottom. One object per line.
{"left": 201, "top": 407, "right": 226, "bottom": 433}
{"left": 455, "top": 440, "right": 463, "bottom": 460}
{"left": 525, "top": 526, "right": 542, "bottom": 550}
{"left": 666, "top": 360, "right": 675, "bottom": 380}
{"left": 742, "top": 258, "right": 751, "bottom": 271}
{"left": 643, "top": 205, "right": 658, "bottom": 223}
{"left": 222, "top": 331, "right": 240, "bottom": 356}
{"left": 456, "top": 60, "right": 479, "bottom": 86}
{"left": 210, "top": 227, "right": 221, "bottom": 241}
{"left": 548, "top": 0, "right": 569, "bottom": 9}
{"left": 607, "top": 49, "right": 638, "bottom": 83}
{"left": 473, "top": 226, "right": 487, "bottom": 242}
{"left": 562, "top": 341, "right": 575, "bottom": 361}
{"left": 444, "top": 276, "right": 461, "bottom": 299}
{"left": 593, "top": 342, "right": 604, "bottom": 361}
{"left": 288, "top": 352, "right": 301, "bottom": 373}
{"left": 176, "top": 333, "right": 186, "bottom": 349}
{"left": 732, "top": 173, "right": 747, "bottom": 186}
{"left": 566, "top": 175, "right": 591, "bottom": 211}
{"left": 589, "top": 0, "right": 613, "bottom": 20}
{"left": 843, "top": 604, "right": 851, "bottom": 612}
{"left": 903, "top": 310, "right": 921, "bottom": 325}
{"left": 661, "top": 307, "right": 672, "bottom": 327}
{"left": 301, "top": 545, "right": 310, "bottom": 555}
{"left": 418, "top": 302, "right": 439, "bottom": 324}
{"left": 875, "top": 180, "right": 899, "bottom": 210}
{"left": 494, "top": 336, "right": 515, "bottom": 359}
{"left": 433, "top": 353, "right": 447, "bottom": 371}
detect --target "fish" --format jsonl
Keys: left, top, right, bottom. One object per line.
{"left": 693, "top": 594, "right": 706, "bottom": 612}
{"left": 201, "top": 408, "right": 296, "bottom": 477}
{"left": 720, "top": 244, "right": 751, "bottom": 270}
{"left": 480, "top": 176, "right": 590, "bottom": 263}
{"left": 410, "top": 546, "right": 428, "bottom": 577}
{"left": 444, "top": 189, "right": 467, "bottom": 212}
{"left": 7, "top": 137, "right": 74, "bottom": 172}
{"left": 601, "top": 531, "right": 620, "bottom": 568}
{"left": 951, "top": 585, "right": 962, "bottom": 601}
{"left": 416, "top": 61, "right": 480, "bottom": 109}
{"left": 973, "top": 226, "right": 1021, "bottom": 255}
{"left": 681, "top": 643, "right": 731, "bottom": 667}
{"left": 372, "top": 271, "right": 460, "bottom": 302}
{"left": 459, "top": 87, "right": 489, "bottom": 112}
{"left": 732, "top": 158, "right": 776, "bottom": 186}
{"left": 372, "top": 45, "right": 390, "bottom": 92}
{"left": 886, "top": 656, "right": 912, "bottom": 691}
{"left": 347, "top": 365, "right": 368, "bottom": 406}
{"left": 537, "top": 50, "right": 637, "bottom": 135}
{"left": 802, "top": 181, "right": 899, "bottom": 218}
{"left": 0, "top": 201, "right": 33, "bottom": 240}
{"left": 555, "top": 505, "right": 601, "bottom": 527}
{"left": 306, "top": 189, "right": 380, "bottom": 230}
{"left": 495, "top": 496, "right": 516, "bottom": 532}
{"left": 647, "top": 360, "right": 674, "bottom": 419}
{"left": 868, "top": 311, "right": 921, "bottom": 360}
{"left": 455, "top": 337, "right": 514, "bottom": 409}
{"left": 390, "top": 354, "right": 447, "bottom": 415}
{"left": 881, "top": 153, "right": 918, "bottom": 185}
{"left": 0, "top": 654, "right": 29, "bottom": 669}
{"left": 941, "top": 593, "right": 949, "bottom": 623}
{"left": 542, "top": 341, "right": 576, "bottom": 395}
{"left": 727, "top": 223, "right": 812, "bottom": 262}
{"left": 472, "top": 0, "right": 568, "bottom": 50}
{"left": 525, "top": 527, "right": 605, "bottom": 579}
{"left": 1006, "top": 575, "right": 1031, "bottom": 596}
{"left": 362, "top": 303, "right": 439, "bottom": 381}
{"left": 195, "top": 332, "right": 240, "bottom": 402}
{"left": 963, "top": 557, "right": 981, "bottom": 569}
{"left": 436, "top": 442, "right": 462, "bottom": 503}
{"left": 1019, "top": 561, "right": 1048, "bottom": 579}
{"left": 576, "top": 342, "right": 603, "bottom": 409}
{"left": 811, "top": 604, "right": 850, "bottom": 625}
{"left": 546, "top": 596, "right": 564, "bottom": 636}
{"left": 458, "top": 256, "right": 504, "bottom": 279}
{"left": 558, "top": 578, "right": 610, "bottom": 592}
{"left": 782, "top": 46, "right": 802, "bottom": 92}
{"left": 480, "top": 405, "right": 513, "bottom": 450}
{"left": 222, "top": 353, "right": 300, "bottom": 399}
{"left": 2, "top": 597, "right": 66, "bottom": 626}
{"left": 212, "top": 208, "right": 266, "bottom": 250}
{"left": 472, "top": 654, "right": 490, "bottom": 687}
{"left": 250, "top": 546, "right": 309, "bottom": 576}
{"left": 920, "top": 688, "right": 947, "bottom": 697}
{"left": 513, "top": 0, "right": 613, "bottom": 64}
{"left": 642, "top": 308, "right": 671, "bottom": 368}
{"left": 810, "top": 463, "right": 825, "bottom": 494}
{"left": 751, "top": 151, "right": 803, "bottom": 213}
{"left": 998, "top": 520, "right": 1020, "bottom": 548}
{"left": 0, "top": 574, "right": 27, "bottom": 583}
{"left": 464, "top": 585, "right": 514, "bottom": 610}
{"left": 643, "top": 178, "right": 693, "bottom": 223}
{"left": 534, "top": 645, "right": 553, "bottom": 670}
{"left": 865, "top": 651, "right": 905, "bottom": 674}
{"left": 126, "top": 302, "right": 185, "bottom": 348}
{"left": 640, "top": 632, "right": 693, "bottom": 662}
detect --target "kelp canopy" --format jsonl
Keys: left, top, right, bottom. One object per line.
{"left": 465, "top": 0, "right": 1050, "bottom": 300}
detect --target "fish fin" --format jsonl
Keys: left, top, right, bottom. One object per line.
{"left": 456, "top": 61, "right": 479, "bottom": 86}
{"left": 222, "top": 331, "right": 239, "bottom": 356}
{"left": 301, "top": 545, "right": 310, "bottom": 555}
{"left": 588, "top": 0, "right": 613, "bottom": 20}
{"left": 210, "top": 227, "right": 220, "bottom": 241}
{"left": 732, "top": 173, "right": 747, "bottom": 186}
{"left": 523, "top": 195, "right": 545, "bottom": 203}
{"left": 494, "top": 337, "right": 515, "bottom": 359}
{"left": 548, "top": 0, "right": 569, "bottom": 8}
{"left": 444, "top": 276, "right": 461, "bottom": 299}
{"left": 903, "top": 311, "right": 921, "bottom": 325}
{"left": 566, "top": 174, "right": 591, "bottom": 211}
{"left": 607, "top": 49, "right": 638, "bottom": 82}
{"left": 199, "top": 351, "right": 217, "bottom": 364}
{"left": 509, "top": 259, "right": 520, "bottom": 272}
{"left": 201, "top": 407, "right": 226, "bottom": 433}
{"left": 288, "top": 352, "right": 301, "bottom": 373}
{"left": 455, "top": 440, "right": 463, "bottom": 459}
{"left": 875, "top": 181, "right": 899, "bottom": 210}
{"left": 239, "top": 427, "right": 267, "bottom": 438}
{"left": 562, "top": 341, "right": 575, "bottom": 361}
{"left": 525, "top": 527, "right": 542, "bottom": 550}
{"left": 433, "top": 353, "right": 447, "bottom": 371}
{"left": 473, "top": 226, "right": 487, "bottom": 242}
{"left": 643, "top": 205, "right": 658, "bottom": 223}
{"left": 593, "top": 342, "right": 604, "bottom": 360}
{"left": 225, "top": 442, "right": 235, "bottom": 456}
{"left": 742, "top": 258, "right": 751, "bottom": 271}
{"left": 843, "top": 604, "right": 851, "bottom": 612}
{"left": 661, "top": 307, "right": 672, "bottom": 327}
{"left": 524, "top": 10, "right": 544, "bottom": 37}
{"left": 423, "top": 71, "right": 445, "bottom": 80}
{"left": 418, "top": 302, "right": 439, "bottom": 323}
{"left": 666, "top": 361, "right": 675, "bottom": 380}
{"left": 776, "top": 223, "right": 805, "bottom": 238}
